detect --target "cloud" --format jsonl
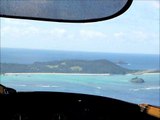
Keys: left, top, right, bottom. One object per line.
{"left": 49, "top": 28, "right": 66, "bottom": 37}
{"left": 114, "top": 32, "right": 125, "bottom": 38}
{"left": 133, "top": 31, "right": 148, "bottom": 40}
{"left": 1, "top": 24, "right": 67, "bottom": 40}
{"left": 80, "top": 30, "right": 106, "bottom": 39}
{"left": 1, "top": 26, "right": 39, "bottom": 39}
{"left": 114, "top": 30, "right": 149, "bottom": 41}
{"left": 151, "top": 0, "right": 160, "bottom": 9}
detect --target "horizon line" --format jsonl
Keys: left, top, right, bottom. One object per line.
{"left": 1, "top": 47, "right": 159, "bottom": 55}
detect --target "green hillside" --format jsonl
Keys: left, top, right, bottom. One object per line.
{"left": 1, "top": 59, "right": 132, "bottom": 74}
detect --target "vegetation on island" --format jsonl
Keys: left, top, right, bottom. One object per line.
{"left": 0, "top": 59, "right": 133, "bottom": 74}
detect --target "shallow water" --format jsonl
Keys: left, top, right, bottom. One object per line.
{"left": 0, "top": 73, "right": 159, "bottom": 106}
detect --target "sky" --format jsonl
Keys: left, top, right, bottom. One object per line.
{"left": 0, "top": 0, "right": 159, "bottom": 54}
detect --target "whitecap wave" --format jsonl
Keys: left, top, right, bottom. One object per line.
{"left": 41, "top": 85, "right": 50, "bottom": 88}
{"left": 11, "top": 84, "right": 27, "bottom": 87}
{"left": 130, "top": 86, "right": 160, "bottom": 91}
{"left": 51, "top": 85, "right": 59, "bottom": 88}
{"left": 36, "top": 84, "right": 59, "bottom": 88}
{"left": 96, "top": 86, "right": 102, "bottom": 89}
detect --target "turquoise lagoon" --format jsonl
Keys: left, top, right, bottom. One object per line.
{"left": 1, "top": 73, "right": 159, "bottom": 106}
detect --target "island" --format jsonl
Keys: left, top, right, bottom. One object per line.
{"left": 0, "top": 59, "right": 133, "bottom": 74}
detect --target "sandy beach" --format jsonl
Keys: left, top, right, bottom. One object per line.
{"left": 3, "top": 72, "right": 111, "bottom": 76}
{"left": 2, "top": 72, "right": 160, "bottom": 76}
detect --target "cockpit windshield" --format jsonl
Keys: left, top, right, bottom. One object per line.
{"left": 0, "top": 0, "right": 159, "bottom": 106}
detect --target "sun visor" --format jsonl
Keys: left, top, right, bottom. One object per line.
{"left": 0, "top": 0, "right": 133, "bottom": 23}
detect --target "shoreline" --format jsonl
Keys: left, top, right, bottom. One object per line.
{"left": 3, "top": 73, "right": 111, "bottom": 76}
{"left": 2, "top": 72, "right": 160, "bottom": 76}
{"left": 140, "top": 72, "right": 160, "bottom": 75}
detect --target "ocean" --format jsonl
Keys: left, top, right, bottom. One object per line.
{"left": 1, "top": 48, "right": 159, "bottom": 70}
{"left": 0, "top": 48, "right": 160, "bottom": 106}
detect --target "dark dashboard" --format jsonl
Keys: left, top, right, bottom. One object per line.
{"left": 0, "top": 92, "right": 158, "bottom": 120}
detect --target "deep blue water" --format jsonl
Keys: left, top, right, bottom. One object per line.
{"left": 1, "top": 48, "right": 159, "bottom": 70}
